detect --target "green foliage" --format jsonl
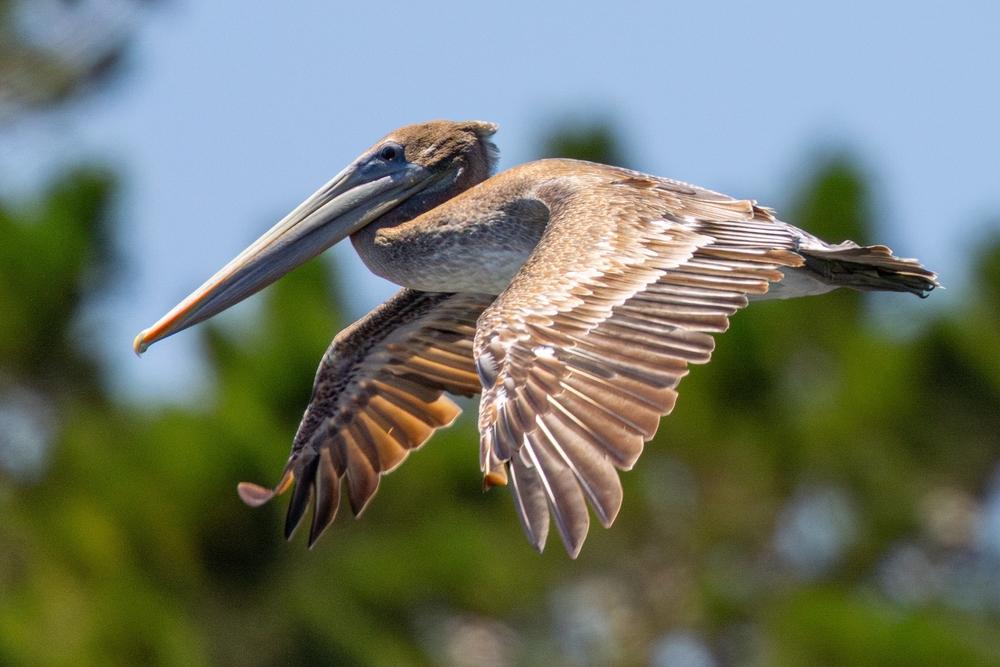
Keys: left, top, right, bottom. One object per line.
{"left": 542, "top": 121, "right": 627, "bottom": 167}
{"left": 0, "top": 168, "right": 115, "bottom": 387}
{"left": 770, "top": 588, "right": 999, "bottom": 667}
{"left": 790, "top": 157, "right": 872, "bottom": 245}
{"left": 1, "top": 144, "right": 999, "bottom": 667}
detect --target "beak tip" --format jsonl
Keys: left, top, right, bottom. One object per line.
{"left": 133, "top": 331, "right": 150, "bottom": 357}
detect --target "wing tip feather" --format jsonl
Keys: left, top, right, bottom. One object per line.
{"left": 237, "top": 482, "right": 275, "bottom": 508}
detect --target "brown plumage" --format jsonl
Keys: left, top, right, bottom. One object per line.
{"left": 135, "top": 120, "right": 939, "bottom": 557}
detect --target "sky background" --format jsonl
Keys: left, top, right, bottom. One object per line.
{"left": 2, "top": 0, "right": 998, "bottom": 403}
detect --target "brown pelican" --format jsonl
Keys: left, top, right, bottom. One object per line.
{"left": 134, "top": 121, "right": 938, "bottom": 557}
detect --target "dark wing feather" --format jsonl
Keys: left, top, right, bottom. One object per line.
{"left": 238, "top": 288, "right": 495, "bottom": 547}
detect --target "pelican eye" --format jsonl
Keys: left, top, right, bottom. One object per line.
{"left": 379, "top": 144, "right": 401, "bottom": 161}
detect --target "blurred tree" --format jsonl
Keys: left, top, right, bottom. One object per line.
{"left": 542, "top": 119, "right": 627, "bottom": 168}
{"left": 0, "top": 119, "right": 999, "bottom": 667}
{"left": 0, "top": 167, "right": 115, "bottom": 480}
{"left": 0, "top": 0, "right": 153, "bottom": 124}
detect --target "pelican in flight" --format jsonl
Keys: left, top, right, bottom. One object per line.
{"left": 135, "top": 121, "right": 937, "bottom": 557}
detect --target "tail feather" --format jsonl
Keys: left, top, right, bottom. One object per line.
{"left": 799, "top": 241, "right": 940, "bottom": 297}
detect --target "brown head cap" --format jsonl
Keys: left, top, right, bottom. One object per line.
{"left": 380, "top": 120, "right": 499, "bottom": 189}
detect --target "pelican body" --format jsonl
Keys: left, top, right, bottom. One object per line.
{"left": 135, "top": 121, "right": 938, "bottom": 557}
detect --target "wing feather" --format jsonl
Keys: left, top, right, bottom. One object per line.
{"left": 238, "top": 159, "right": 938, "bottom": 556}
{"left": 474, "top": 175, "right": 808, "bottom": 556}
{"left": 523, "top": 428, "right": 591, "bottom": 558}
{"left": 237, "top": 288, "right": 495, "bottom": 547}
{"left": 508, "top": 450, "right": 550, "bottom": 552}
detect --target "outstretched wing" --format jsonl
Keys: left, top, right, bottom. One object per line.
{"left": 239, "top": 288, "right": 495, "bottom": 547}
{"left": 474, "top": 173, "right": 815, "bottom": 558}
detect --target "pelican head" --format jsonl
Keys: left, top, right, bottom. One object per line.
{"left": 133, "top": 120, "right": 498, "bottom": 354}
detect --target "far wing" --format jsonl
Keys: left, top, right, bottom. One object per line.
{"left": 239, "top": 288, "right": 495, "bottom": 547}
{"left": 474, "top": 176, "right": 807, "bottom": 557}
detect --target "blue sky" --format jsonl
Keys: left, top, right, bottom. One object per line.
{"left": 3, "top": 0, "right": 998, "bottom": 402}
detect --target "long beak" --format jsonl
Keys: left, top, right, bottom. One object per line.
{"left": 134, "top": 158, "right": 432, "bottom": 355}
